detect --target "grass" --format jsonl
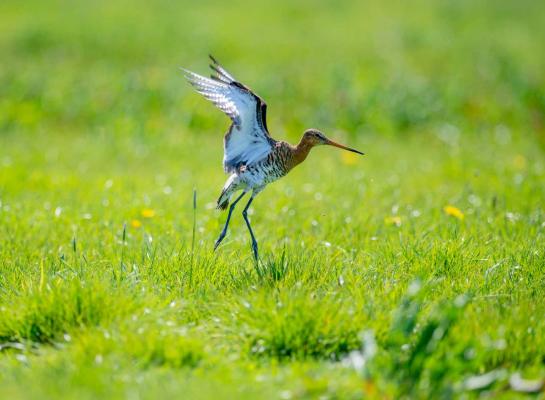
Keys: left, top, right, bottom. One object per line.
{"left": 1, "top": 0, "right": 545, "bottom": 398}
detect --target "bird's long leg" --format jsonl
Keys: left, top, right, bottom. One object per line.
{"left": 214, "top": 191, "right": 247, "bottom": 251}
{"left": 242, "top": 194, "right": 259, "bottom": 260}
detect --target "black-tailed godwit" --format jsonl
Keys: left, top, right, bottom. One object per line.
{"left": 182, "top": 56, "right": 363, "bottom": 260}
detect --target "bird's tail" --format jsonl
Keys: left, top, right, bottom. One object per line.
{"left": 216, "top": 189, "right": 230, "bottom": 210}
{"left": 217, "top": 174, "right": 239, "bottom": 210}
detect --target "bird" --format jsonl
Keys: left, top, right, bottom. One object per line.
{"left": 182, "top": 55, "right": 364, "bottom": 260}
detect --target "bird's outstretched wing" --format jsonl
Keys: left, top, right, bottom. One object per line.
{"left": 182, "top": 55, "right": 274, "bottom": 173}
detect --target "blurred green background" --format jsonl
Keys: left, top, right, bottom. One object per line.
{"left": 1, "top": 0, "right": 545, "bottom": 398}
{"left": 1, "top": 0, "right": 544, "bottom": 141}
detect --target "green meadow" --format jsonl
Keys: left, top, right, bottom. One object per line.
{"left": 1, "top": 0, "right": 544, "bottom": 398}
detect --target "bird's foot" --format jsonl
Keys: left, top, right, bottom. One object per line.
{"left": 214, "top": 231, "right": 227, "bottom": 251}
{"left": 251, "top": 240, "right": 259, "bottom": 261}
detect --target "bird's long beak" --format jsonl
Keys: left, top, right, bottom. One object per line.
{"left": 326, "top": 139, "right": 365, "bottom": 155}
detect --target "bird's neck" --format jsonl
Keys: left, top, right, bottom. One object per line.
{"left": 288, "top": 139, "right": 313, "bottom": 170}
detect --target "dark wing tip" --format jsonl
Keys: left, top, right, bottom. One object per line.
{"left": 209, "top": 54, "right": 219, "bottom": 65}
{"left": 209, "top": 63, "right": 222, "bottom": 75}
{"left": 208, "top": 57, "right": 236, "bottom": 84}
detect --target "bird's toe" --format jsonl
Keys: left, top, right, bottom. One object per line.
{"left": 251, "top": 241, "right": 259, "bottom": 260}
{"left": 214, "top": 237, "right": 223, "bottom": 251}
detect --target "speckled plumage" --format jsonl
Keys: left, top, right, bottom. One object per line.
{"left": 182, "top": 56, "right": 363, "bottom": 259}
{"left": 216, "top": 140, "right": 313, "bottom": 209}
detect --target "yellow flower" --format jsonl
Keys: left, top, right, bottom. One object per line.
{"left": 341, "top": 151, "right": 358, "bottom": 166}
{"left": 131, "top": 219, "right": 142, "bottom": 228}
{"left": 384, "top": 216, "right": 402, "bottom": 226}
{"left": 444, "top": 205, "right": 464, "bottom": 220}
{"left": 141, "top": 209, "right": 155, "bottom": 218}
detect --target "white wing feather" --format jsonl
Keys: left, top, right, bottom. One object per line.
{"left": 182, "top": 60, "right": 273, "bottom": 173}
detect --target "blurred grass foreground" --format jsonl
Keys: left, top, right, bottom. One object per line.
{"left": 1, "top": 0, "right": 545, "bottom": 398}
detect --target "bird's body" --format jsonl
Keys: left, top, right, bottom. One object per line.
{"left": 182, "top": 56, "right": 363, "bottom": 259}
{"left": 217, "top": 140, "right": 312, "bottom": 209}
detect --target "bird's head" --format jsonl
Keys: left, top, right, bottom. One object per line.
{"left": 302, "top": 129, "right": 364, "bottom": 155}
